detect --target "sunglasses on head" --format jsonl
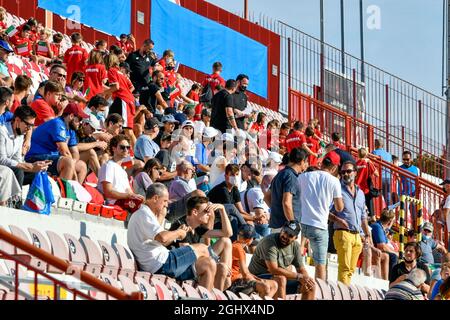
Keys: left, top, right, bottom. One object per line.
{"left": 118, "top": 145, "right": 131, "bottom": 151}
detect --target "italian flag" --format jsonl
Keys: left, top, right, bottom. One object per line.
{"left": 25, "top": 187, "right": 46, "bottom": 212}
{"left": 37, "top": 41, "right": 48, "bottom": 53}
{"left": 5, "top": 25, "right": 17, "bottom": 37}
{"left": 16, "top": 42, "right": 29, "bottom": 55}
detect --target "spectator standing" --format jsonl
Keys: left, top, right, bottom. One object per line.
{"left": 63, "top": 33, "right": 88, "bottom": 84}
{"left": 278, "top": 122, "right": 290, "bottom": 155}
{"left": 127, "top": 183, "right": 217, "bottom": 291}
{"left": 285, "top": 121, "right": 305, "bottom": 153}
{"left": 440, "top": 179, "right": 450, "bottom": 249}
{"left": 210, "top": 79, "right": 238, "bottom": 133}
{"left": 248, "top": 221, "right": 316, "bottom": 300}
{"left": 372, "top": 139, "right": 393, "bottom": 205}
{"left": 399, "top": 150, "right": 420, "bottom": 196}
{"left": 356, "top": 147, "right": 379, "bottom": 219}
{"left": 249, "top": 112, "right": 267, "bottom": 136}
{"left": 298, "top": 151, "right": 344, "bottom": 280}
{"left": 331, "top": 132, "right": 346, "bottom": 150}
{"left": 126, "top": 39, "right": 156, "bottom": 100}
{"left": 115, "top": 33, "right": 135, "bottom": 54}
{"left": 134, "top": 118, "right": 161, "bottom": 162}
{"left": 384, "top": 268, "right": 427, "bottom": 300}
{"left": 202, "top": 62, "right": 226, "bottom": 97}
{"left": 83, "top": 50, "right": 108, "bottom": 100}
{"left": 325, "top": 144, "right": 355, "bottom": 167}
{"left": 266, "top": 148, "right": 308, "bottom": 231}
{"left": 232, "top": 74, "right": 249, "bottom": 130}
{"left": 302, "top": 126, "right": 320, "bottom": 167}
{"left": 329, "top": 161, "right": 372, "bottom": 285}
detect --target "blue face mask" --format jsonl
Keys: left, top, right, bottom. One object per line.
{"left": 422, "top": 234, "right": 430, "bottom": 241}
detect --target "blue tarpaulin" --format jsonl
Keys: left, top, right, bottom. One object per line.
{"left": 38, "top": 0, "right": 131, "bottom": 36}
{"left": 151, "top": 0, "right": 268, "bottom": 98}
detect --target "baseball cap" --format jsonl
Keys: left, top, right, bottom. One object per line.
{"left": 440, "top": 179, "right": 450, "bottom": 185}
{"left": 221, "top": 133, "right": 234, "bottom": 143}
{"left": 120, "top": 33, "right": 128, "bottom": 39}
{"left": 267, "top": 151, "right": 283, "bottom": 164}
{"left": 203, "top": 127, "right": 219, "bottom": 139}
{"left": 323, "top": 151, "right": 341, "bottom": 166}
{"left": 161, "top": 133, "right": 172, "bottom": 142}
{"left": 201, "top": 108, "right": 211, "bottom": 117}
{"left": 161, "top": 114, "right": 179, "bottom": 124}
{"left": 238, "top": 224, "right": 257, "bottom": 240}
{"left": 181, "top": 120, "right": 194, "bottom": 128}
{"left": 0, "top": 39, "right": 13, "bottom": 53}
{"left": 144, "top": 117, "right": 162, "bottom": 130}
{"left": 63, "top": 103, "right": 89, "bottom": 119}
{"left": 119, "top": 62, "right": 131, "bottom": 73}
{"left": 282, "top": 220, "right": 301, "bottom": 237}
{"left": 84, "top": 114, "right": 102, "bottom": 131}
{"left": 423, "top": 222, "right": 434, "bottom": 233}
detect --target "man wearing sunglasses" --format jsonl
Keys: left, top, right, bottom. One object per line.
{"left": 329, "top": 161, "right": 372, "bottom": 285}
{"left": 0, "top": 106, "right": 49, "bottom": 186}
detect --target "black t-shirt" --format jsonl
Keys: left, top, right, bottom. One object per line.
{"left": 232, "top": 90, "right": 248, "bottom": 130}
{"left": 334, "top": 148, "right": 356, "bottom": 166}
{"left": 210, "top": 89, "right": 234, "bottom": 133}
{"left": 139, "top": 83, "right": 161, "bottom": 113}
{"left": 169, "top": 216, "right": 209, "bottom": 247}
{"left": 389, "top": 261, "right": 431, "bottom": 285}
{"left": 126, "top": 50, "right": 155, "bottom": 92}
{"left": 207, "top": 181, "right": 240, "bottom": 205}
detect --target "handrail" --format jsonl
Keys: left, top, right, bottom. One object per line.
{"left": 0, "top": 228, "right": 143, "bottom": 300}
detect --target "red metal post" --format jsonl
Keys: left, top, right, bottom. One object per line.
{"left": 385, "top": 84, "right": 390, "bottom": 152}
{"left": 34, "top": 272, "right": 38, "bottom": 300}
{"left": 345, "top": 116, "right": 352, "bottom": 146}
{"left": 418, "top": 100, "right": 423, "bottom": 177}
{"left": 401, "top": 126, "right": 405, "bottom": 154}
{"left": 367, "top": 125, "right": 374, "bottom": 152}
{"left": 14, "top": 261, "right": 18, "bottom": 300}
{"left": 353, "top": 69, "right": 357, "bottom": 146}
{"left": 288, "top": 37, "right": 292, "bottom": 91}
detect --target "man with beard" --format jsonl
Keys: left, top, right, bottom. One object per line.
{"left": 0, "top": 106, "right": 49, "bottom": 186}
{"left": 248, "top": 220, "right": 316, "bottom": 300}
{"left": 389, "top": 242, "right": 431, "bottom": 296}
{"left": 232, "top": 74, "right": 249, "bottom": 130}
{"left": 25, "top": 103, "right": 88, "bottom": 184}
{"left": 329, "top": 161, "right": 372, "bottom": 285}
{"left": 126, "top": 39, "right": 157, "bottom": 98}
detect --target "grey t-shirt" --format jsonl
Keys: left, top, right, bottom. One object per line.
{"left": 248, "top": 233, "right": 304, "bottom": 275}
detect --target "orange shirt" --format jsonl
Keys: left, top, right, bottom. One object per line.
{"left": 231, "top": 242, "right": 247, "bottom": 282}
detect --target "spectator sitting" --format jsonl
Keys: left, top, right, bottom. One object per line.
{"left": 266, "top": 148, "right": 308, "bottom": 231}
{"left": 133, "top": 158, "right": 163, "bottom": 198}
{"left": 104, "top": 113, "right": 124, "bottom": 142}
{"left": 264, "top": 151, "right": 283, "bottom": 176}
{"left": 194, "top": 108, "right": 211, "bottom": 140}
{"left": 155, "top": 134, "right": 178, "bottom": 184}
{"left": 229, "top": 224, "right": 278, "bottom": 298}
{"left": 35, "top": 65, "right": 68, "bottom": 101}
{"left": 0, "top": 86, "right": 13, "bottom": 125}
{"left": 193, "top": 127, "right": 218, "bottom": 174}
{"left": 154, "top": 114, "right": 178, "bottom": 146}
{"left": 134, "top": 118, "right": 161, "bottom": 162}
{"left": 248, "top": 220, "right": 316, "bottom": 300}
{"left": 0, "top": 164, "right": 21, "bottom": 207}
{"left": 84, "top": 50, "right": 108, "bottom": 100}
{"left": 249, "top": 112, "right": 267, "bottom": 137}
{"left": 140, "top": 70, "right": 168, "bottom": 114}
{"left": 115, "top": 33, "right": 135, "bottom": 55}
{"left": 31, "top": 81, "right": 64, "bottom": 126}
{"left": 63, "top": 32, "right": 89, "bottom": 84}
{"left": 25, "top": 102, "right": 88, "bottom": 183}
{"left": 98, "top": 134, "right": 144, "bottom": 210}
{"left": 371, "top": 209, "right": 399, "bottom": 278}
{"left": 0, "top": 7, "right": 7, "bottom": 32}
{"left": 440, "top": 179, "right": 450, "bottom": 250}
{"left": 298, "top": 151, "right": 344, "bottom": 280}
{"left": 65, "top": 71, "right": 88, "bottom": 105}
{"left": 390, "top": 242, "right": 431, "bottom": 296}
{"left": 419, "top": 222, "right": 447, "bottom": 266}
{"left": 435, "top": 276, "right": 450, "bottom": 300}
{"left": 168, "top": 160, "right": 196, "bottom": 201}
{"left": 331, "top": 132, "right": 345, "bottom": 150}
{"left": 430, "top": 255, "right": 450, "bottom": 299}
{"left": 169, "top": 196, "right": 233, "bottom": 290}
{"left": 85, "top": 95, "right": 109, "bottom": 128}
{"left": 50, "top": 32, "right": 64, "bottom": 59}
{"left": 34, "top": 27, "right": 54, "bottom": 65}
{"left": 278, "top": 122, "right": 290, "bottom": 155}
{"left": 127, "top": 183, "right": 217, "bottom": 291}
{"left": 0, "top": 39, "right": 14, "bottom": 87}
{"left": 385, "top": 268, "right": 427, "bottom": 300}
{"left": 209, "top": 140, "right": 236, "bottom": 188}
{"left": 10, "top": 75, "right": 33, "bottom": 113}
{"left": 9, "top": 24, "right": 36, "bottom": 61}
{"left": 0, "top": 105, "right": 50, "bottom": 186}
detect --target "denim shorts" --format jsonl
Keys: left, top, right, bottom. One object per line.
{"left": 301, "top": 223, "right": 329, "bottom": 266}
{"left": 158, "top": 246, "right": 197, "bottom": 281}
{"left": 26, "top": 154, "right": 60, "bottom": 176}
{"left": 257, "top": 273, "right": 299, "bottom": 294}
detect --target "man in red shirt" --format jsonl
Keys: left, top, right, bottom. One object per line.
{"left": 331, "top": 132, "right": 346, "bottom": 150}
{"left": 64, "top": 32, "right": 89, "bottom": 84}
{"left": 31, "top": 81, "right": 64, "bottom": 126}
{"left": 9, "top": 24, "right": 34, "bottom": 60}
{"left": 355, "top": 147, "right": 379, "bottom": 218}
{"left": 278, "top": 122, "right": 290, "bottom": 155}
{"left": 202, "top": 61, "right": 226, "bottom": 96}
{"left": 285, "top": 121, "right": 305, "bottom": 153}
{"left": 303, "top": 126, "right": 320, "bottom": 167}
{"left": 50, "top": 32, "right": 64, "bottom": 59}
{"left": 16, "top": 18, "right": 38, "bottom": 42}
{"left": 115, "top": 34, "right": 135, "bottom": 55}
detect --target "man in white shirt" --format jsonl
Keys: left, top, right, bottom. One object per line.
{"left": 297, "top": 151, "right": 344, "bottom": 280}
{"left": 127, "top": 183, "right": 217, "bottom": 290}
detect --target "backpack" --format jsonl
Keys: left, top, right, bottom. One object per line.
{"left": 199, "top": 83, "right": 213, "bottom": 103}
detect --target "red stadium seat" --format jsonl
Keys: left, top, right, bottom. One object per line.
{"left": 80, "top": 236, "right": 103, "bottom": 276}
{"left": 135, "top": 277, "right": 157, "bottom": 300}
{"left": 46, "top": 231, "right": 70, "bottom": 273}
{"left": 97, "top": 240, "right": 120, "bottom": 277}
{"left": 182, "top": 282, "right": 201, "bottom": 299}
{"left": 113, "top": 243, "right": 136, "bottom": 279}
{"left": 151, "top": 277, "right": 173, "bottom": 300}
{"left": 63, "top": 233, "right": 87, "bottom": 271}
{"left": 9, "top": 225, "right": 46, "bottom": 271}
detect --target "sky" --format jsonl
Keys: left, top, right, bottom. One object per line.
{"left": 206, "top": 0, "right": 445, "bottom": 97}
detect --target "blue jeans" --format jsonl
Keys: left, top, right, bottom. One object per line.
{"left": 157, "top": 246, "right": 197, "bottom": 281}
{"left": 301, "top": 223, "right": 329, "bottom": 265}
{"left": 255, "top": 223, "right": 271, "bottom": 239}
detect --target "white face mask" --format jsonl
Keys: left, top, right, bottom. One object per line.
{"left": 228, "top": 176, "right": 240, "bottom": 187}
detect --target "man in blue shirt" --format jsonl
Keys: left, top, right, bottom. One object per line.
{"left": 371, "top": 209, "right": 398, "bottom": 278}
{"left": 399, "top": 151, "right": 420, "bottom": 196}
{"left": 330, "top": 161, "right": 372, "bottom": 285}
{"left": 0, "top": 87, "right": 13, "bottom": 126}
{"left": 25, "top": 103, "right": 88, "bottom": 184}
{"left": 194, "top": 126, "right": 217, "bottom": 174}
{"left": 372, "top": 139, "right": 393, "bottom": 205}
{"left": 419, "top": 222, "right": 447, "bottom": 265}
{"left": 134, "top": 117, "right": 161, "bottom": 162}
{"left": 267, "top": 148, "right": 308, "bottom": 230}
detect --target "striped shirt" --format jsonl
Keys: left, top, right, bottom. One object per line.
{"left": 384, "top": 280, "right": 424, "bottom": 300}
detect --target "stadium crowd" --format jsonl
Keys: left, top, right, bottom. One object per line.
{"left": 0, "top": 9, "right": 449, "bottom": 300}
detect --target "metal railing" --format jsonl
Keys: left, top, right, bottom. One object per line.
{"left": 250, "top": 13, "right": 448, "bottom": 179}
{"left": 0, "top": 228, "right": 143, "bottom": 300}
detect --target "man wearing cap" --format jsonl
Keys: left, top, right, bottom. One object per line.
{"left": 0, "top": 39, "right": 13, "bottom": 86}
{"left": 419, "top": 221, "right": 447, "bottom": 266}
{"left": 298, "top": 151, "right": 344, "bottom": 280}
{"left": 441, "top": 179, "right": 450, "bottom": 250}
{"left": 134, "top": 118, "right": 162, "bottom": 163}
{"left": 329, "top": 161, "right": 372, "bottom": 285}
{"left": 77, "top": 114, "right": 108, "bottom": 174}
{"left": 25, "top": 102, "right": 88, "bottom": 184}
{"left": 194, "top": 127, "right": 218, "bottom": 174}
{"left": 248, "top": 220, "right": 316, "bottom": 300}
{"left": 155, "top": 114, "right": 178, "bottom": 146}
{"left": 168, "top": 160, "right": 196, "bottom": 201}
{"left": 116, "top": 34, "right": 135, "bottom": 55}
